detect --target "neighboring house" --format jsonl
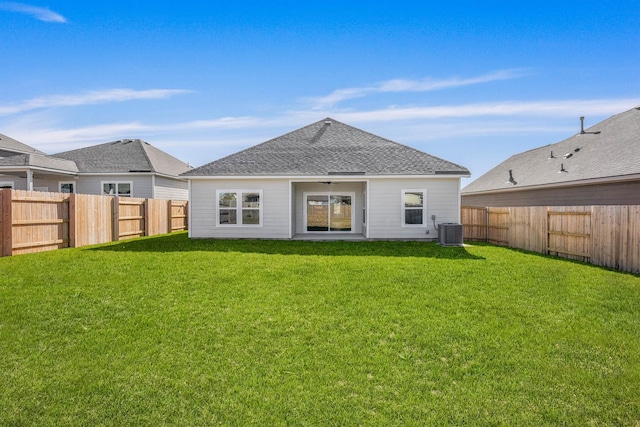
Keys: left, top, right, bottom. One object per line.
{"left": 0, "top": 134, "right": 191, "bottom": 199}
{"left": 0, "top": 133, "right": 79, "bottom": 191}
{"left": 182, "top": 118, "right": 470, "bottom": 240}
{"left": 55, "top": 139, "right": 191, "bottom": 199}
{"left": 461, "top": 107, "right": 640, "bottom": 207}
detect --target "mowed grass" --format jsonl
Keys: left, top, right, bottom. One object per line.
{"left": 1, "top": 233, "right": 639, "bottom": 426}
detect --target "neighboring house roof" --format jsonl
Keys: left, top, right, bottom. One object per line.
{"left": 183, "top": 118, "right": 470, "bottom": 177}
{"left": 0, "top": 153, "right": 79, "bottom": 173}
{"left": 0, "top": 133, "right": 46, "bottom": 156}
{"left": 55, "top": 139, "right": 192, "bottom": 176}
{"left": 462, "top": 107, "right": 640, "bottom": 194}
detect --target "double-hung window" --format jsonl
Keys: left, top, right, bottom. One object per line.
{"left": 218, "top": 190, "right": 262, "bottom": 226}
{"left": 102, "top": 182, "right": 132, "bottom": 197}
{"left": 402, "top": 189, "right": 426, "bottom": 226}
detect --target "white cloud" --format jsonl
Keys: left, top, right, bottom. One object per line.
{"left": 325, "top": 99, "right": 640, "bottom": 123}
{"left": 0, "top": 2, "right": 66, "bottom": 22}
{"left": 0, "top": 89, "right": 193, "bottom": 116}
{"left": 7, "top": 97, "right": 638, "bottom": 155}
{"left": 306, "top": 69, "right": 531, "bottom": 109}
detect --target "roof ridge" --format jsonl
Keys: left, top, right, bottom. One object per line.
{"left": 137, "top": 140, "right": 156, "bottom": 172}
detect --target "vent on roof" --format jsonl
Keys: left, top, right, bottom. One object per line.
{"left": 579, "top": 116, "right": 601, "bottom": 135}
{"left": 506, "top": 169, "right": 517, "bottom": 185}
{"left": 558, "top": 163, "right": 567, "bottom": 173}
{"left": 548, "top": 150, "right": 555, "bottom": 159}
{"left": 563, "top": 152, "right": 573, "bottom": 159}
{"left": 324, "top": 120, "right": 332, "bottom": 125}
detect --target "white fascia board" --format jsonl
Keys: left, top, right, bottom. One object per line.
{"left": 184, "top": 174, "right": 468, "bottom": 181}
{"left": 0, "top": 166, "right": 78, "bottom": 176}
{"left": 79, "top": 172, "right": 187, "bottom": 180}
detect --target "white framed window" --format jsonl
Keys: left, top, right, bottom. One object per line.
{"left": 59, "top": 181, "right": 75, "bottom": 194}
{"left": 402, "top": 189, "right": 426, "bottom": 226}
{"left": 102, "top": 181, "right": 132, "bottom": 197}
{"left": 0, "top": 181, "right": 14, "bottom": 189}
{"left": 217, "top": 190, "right": 262, "bottom": 226}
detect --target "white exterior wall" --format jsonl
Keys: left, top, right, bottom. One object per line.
{"left": 74, "top": 175, "right": 154, "bottom": 198}
{"left": 189, "top": 178, "right": 291, "bottom": 239}
{"left": 154, "top": 176, "right": 188, "bottom": 200}
{"left": 367, "top": 177, "right": 461, "bottom": 239}
{"left": 0, "top": 175, "right": 25, "bottom": 190}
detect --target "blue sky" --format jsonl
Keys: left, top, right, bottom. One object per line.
{"left": 1, "top": 1, "right": 639, "bottom": 184}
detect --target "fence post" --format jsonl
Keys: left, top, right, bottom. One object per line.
{"left": 1, "top": 189, "right": 12, "bottom": 256}
{"left": 68, "top": 193, "right": 77, "bottom": 248}
{"left": 485, "top": 207, "right": 489, "bottom": 242}
{"left": 168, "top": 200, "right": 173, "bottom": 234}
{"left": 112, "top": 196, "right": 120, "bottom": 242}
{"left": 144, "top": 198, "right": 151, "bottom": 236}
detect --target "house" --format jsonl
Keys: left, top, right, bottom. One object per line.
{"left": 182, "top": 118, "right": 470, "bottom": 240}
{"left": 0, "top": 134, "right": 191, "bottom": 199}
{"left": 461, "top": 107, "right": 640, "bottom": 207}
{"left": 0, "top": 133, "right": 79, "bottom": 191}
{"left": 55, "top": 139, "right": 191, "bottom": 199}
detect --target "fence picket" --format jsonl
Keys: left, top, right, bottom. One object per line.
{"left": 462, "top": 205, "right": 639, "bottom": 274}
{"left": 0, "top": 190, "right": 187, "bottom": 257}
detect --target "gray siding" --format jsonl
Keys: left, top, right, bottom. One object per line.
{"left": 74, "top": 175, "right": 154, "bottom": 198}
{"left": 0, "top": 175, "right": 25, "bottom": 190}
{"left": 368, "top": 178, "right": 461, "bottom": 239}
{"left": 189, "top": 179, "right": 291, "bottom": 239}
{"left": 154, "top": 176, "right": 188, "bottom": 200}
{"left": 462, "top": 179, "right": 640, "bottom": 207}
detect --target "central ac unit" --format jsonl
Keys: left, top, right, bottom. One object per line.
{"left": 438, "top": 223, "right": 463, "bottom": 246}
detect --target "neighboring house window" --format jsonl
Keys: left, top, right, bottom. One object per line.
{"left": 59, "top": 182, "right": 75, "bottom": 193}
{"left": 0, "top": 181, "right": 14, "bottom": 189}
{"left": 102, "top": 182, "right": 132, "bottom": 197}
{"left": 217, "top": 190, "right": 262, "bottom": 226}
{"left": 402, "top": 189, "right": 426, "bottom": 226}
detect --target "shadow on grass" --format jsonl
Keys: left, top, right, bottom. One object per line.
{"left": 88, "top": 232, "right": 484, "bottom": 260}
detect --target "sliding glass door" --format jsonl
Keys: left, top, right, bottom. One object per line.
{"left": 306, "top": 193, "right": 353, "bottom": 232}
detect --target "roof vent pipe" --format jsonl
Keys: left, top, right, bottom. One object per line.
{"left": 580, "top": 116, "right": 586, "bottom": 134}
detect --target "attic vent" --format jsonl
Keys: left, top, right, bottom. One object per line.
{"left": 506, "top": 169, "right": 517, "bottom": 185}
{"left": 574, "top": 147, "right": 580, "bottom": 152}
{"left": 558, "top": 163, "right": 567, "bottom": 173}
{"left": 563, "top": 152, "right": 573, "bottom": 159}
{"left": 324, "top": 120, "right": 332, "bottom": 125}
{"left": 548, "top": 150, "right": 555, "bottom": 159}
{"left": 328, "top": 171, "right": 365, "bottom": 175}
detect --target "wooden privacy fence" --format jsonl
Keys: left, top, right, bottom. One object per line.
{"left": 1, "top": 189, "right": 188, "bottom": 257}
{"left": 461, "top": 205, "right": 640, "bottom": 274}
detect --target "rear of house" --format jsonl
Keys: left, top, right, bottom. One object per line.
{"left": 184, "top": 119, "right": 469, "bottom": 240}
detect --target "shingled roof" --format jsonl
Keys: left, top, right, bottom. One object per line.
{"left": 183, "top": 118, "right": 469, "bottom": 177}
{"left": 0, "top": 133, "right": 46, "bottom": 156}
{"left": 462, "top": 107, "right": 640, "bottom": 194}
{"left": 55, "top": 139, "right": 191, "bottom": 176}
{"left": 0, "top": 153, "right": 78, "bottom": 173}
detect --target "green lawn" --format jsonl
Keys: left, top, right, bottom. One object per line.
{"left": 1, "top": 233, "right": 639, "bottom": 426}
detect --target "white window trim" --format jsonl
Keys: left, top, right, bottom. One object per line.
{"left": 101, "top": 181, "right": 133, "bottom": 197}
{"left": 216, "top": 189, "right": 263, "bottom": 227}
{"left": 303, "top": 191, "right": 356, "bottom": 234}
{"left": 59, "top": 181, "right": 75, "bottom": 193}
{"left": 401, "top": 189, "right": 427, "bottom": 227}
{"left": 0, "top": 181, "right": 14, "bottom": 189}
